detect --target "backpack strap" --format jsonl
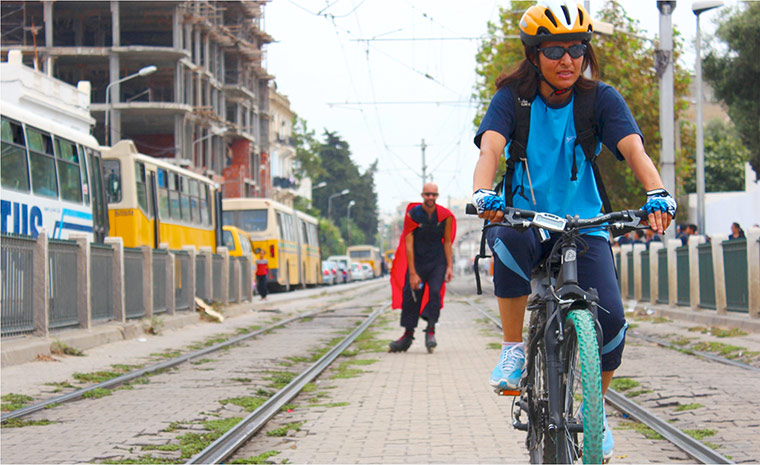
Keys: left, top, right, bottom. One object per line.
{"left": 504, "top": 83, "right": 534, "bottom": 207}
{"left": 573, "top": 83, "right": 612, "bottom": 214}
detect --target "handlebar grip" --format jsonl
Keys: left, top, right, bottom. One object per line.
{"left": 465, "top": 203, "right": 477, "bottom": 215}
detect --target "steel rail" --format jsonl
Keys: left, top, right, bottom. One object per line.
{"left": 627, "top": 331, "right": 760, "bottom": 373}
{"left": 1, "top": 305, "right": 346, "bottom": 422}
{"left": 187, "top": 303, "right": 389, "bottom": 464}
{"left": 454, "top": 292, "right": 735, "bottom": 465}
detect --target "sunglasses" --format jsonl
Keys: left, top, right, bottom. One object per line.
{"left": 423, "top": 192, "right": 439, "bottom": 197}
{"left": 537, "top": 43, "right": 587, "bottom": 60}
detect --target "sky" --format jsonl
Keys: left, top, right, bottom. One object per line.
{"left": 263, "top": 0, "right": 736, "bottom": 216}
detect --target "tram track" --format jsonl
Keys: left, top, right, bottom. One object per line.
{"left": 1, "top": 281, "right": 386, "bottom": 423}
{"left": 454, "top": 292, "right": 734, "bottom": 465}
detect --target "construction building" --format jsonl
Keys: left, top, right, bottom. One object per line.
{"left": 1, "top": 0, "right": 274, "bottom": 198}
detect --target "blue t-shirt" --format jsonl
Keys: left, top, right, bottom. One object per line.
{"left": 474, "top": 82, "right": 642, "bottom": 236}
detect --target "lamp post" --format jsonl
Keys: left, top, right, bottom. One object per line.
{"left": 693, "top": 0, "right": 723, "bottom": 235}
{"left": 346, "top": 200, "right": 356, "bottom": 247}
{"left": 105, "top": 65, "right": 157, "bottom": 146}
{"left": 327, "top": 188, "right": 350, "bottom": 221}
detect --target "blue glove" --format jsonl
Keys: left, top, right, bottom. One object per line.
{"left": 642, "top": 188, "right": 677, "bottom": 218}
{"left": 472, "top": 188, "right": 505, "bottom": 214}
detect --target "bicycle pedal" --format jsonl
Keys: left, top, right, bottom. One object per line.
{"left": 496, "top": 389, "right": 520, "bottom": 396}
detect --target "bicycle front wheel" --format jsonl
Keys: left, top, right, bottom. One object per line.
{"left": 560, "top": 309, "right": 604, "bottom": 464}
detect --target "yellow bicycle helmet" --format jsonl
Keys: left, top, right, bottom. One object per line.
{"left": 520, "top": 0, "right": 593, "bottom": 46}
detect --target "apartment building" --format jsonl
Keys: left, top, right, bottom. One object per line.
{"left": 1, "top": 0, "right": 273, "bottom": 198}
{"left": 268, "top": 82, "right": 297, "bottom": 207}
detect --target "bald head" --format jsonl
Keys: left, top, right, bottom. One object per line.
{"left": 422, "top": 183, "right": 438, "bottom": 195}
{"left": 421, "top": 182, "right": 439, "bottom": 207}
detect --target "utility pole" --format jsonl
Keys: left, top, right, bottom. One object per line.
{"left": 657, "top": 1, "right": 677, "bottom": 240}
{"left": 420, "top": 138, "right": 427, "bottom": 189}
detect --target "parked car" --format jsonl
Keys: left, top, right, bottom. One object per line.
{"left": 350, "top": 261, "right": 364, "bottom": 281}
{"left": 322, "top": 260, "right": 338, "bottom": 285}
{"left": 361, "top": 263, "right": 374, "bottom": 280}
{"left": 328, "top": 255, "right": 353, "bottom": 282}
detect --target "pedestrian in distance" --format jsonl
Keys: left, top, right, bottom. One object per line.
{"left": 729, "top": 222, "right": 745, "bottom": 240}
{"left": 470, "top": 1, "right": 675, "bottom": 459}
{"left": 389, "top": 182, "right": 457, "bottom": 353}
{"left": 255, "top": 248, "right": 268, "bottom": 301}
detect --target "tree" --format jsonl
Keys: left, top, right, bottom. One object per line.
{"left": 318, "top": 217, "right": 345, "bottom": 259}
{"left": 473, "top": 1, "right": 693, "bottom": 211}
{"left": 682, "top": 119, "right": 750, "bottom": 193}
{"left": 703, "top": 2, "right": 760, "bottom": 179}
{"left": 291, "top": 116, "right": 324, "bottom": 182}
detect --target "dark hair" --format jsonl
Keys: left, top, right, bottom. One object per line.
{"left": 732, "top": 222, "right": 745, "bottom": 235}
{"left": 495, "top": 42, "right": 600, "bottom": 96}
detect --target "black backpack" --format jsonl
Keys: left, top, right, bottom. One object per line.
{"left": 499, "top": 82, "right": 612, "bottom": 214}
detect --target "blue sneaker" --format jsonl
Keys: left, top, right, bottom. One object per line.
{"left": 603, "top": 411, "right": 614, "bottom": 461}
{"left": 489, "top": 343, "right": 525, "bottom": 389}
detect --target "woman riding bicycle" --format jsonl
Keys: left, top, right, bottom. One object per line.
{"left": 471, "top": 0, "right": 675, "bottom": 460}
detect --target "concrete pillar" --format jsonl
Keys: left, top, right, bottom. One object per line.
{"left": 619, "top": 244, "right": 632, "bottom": 299}
{"left": 632, "top": 243, "right": 646, "bottom": 301}
{"left": 747, "top": 227, "right": 760, "bottom": 318}
{"left": 218, "top": 247, "right": 229, "bottom": 305}
{"left": 181, "top": 245, "right": 197, "bottom": 310}
{"left": 160, "top": 243, "right": 175, "bottom": 316}
{"left": 710, "top": 234, "right": 729, "bottom": 315}
{"left": 43, "top": 0, "right": 54, "bottom": 74}
{"left": 141, "top": 246, "right": 153, "bottom": 320}
{"left": 688, "top": 235, "right": 706, "bottom": 310}
{"left": 242, "top": 254, "right": 253, "bottom": 301}
{"left": 111, "top": 0, "right": 120, "bottom": 46}
{"left": 199, "top": 246, "right": 213, "bottom": 302}
{"left": 71, "top": 234, "right": 92, "bottom": 330}
{"left": 649, "top": 242, "right": 664, "bottom": 304}
{"left": 33, "top": 229, "right": 50, "bottom": 337}
{"left": 105, "top": 237, "right": 125, "bottom": 322}
{"left": 233, "top": 257, "right": 242, "bottom": 303}
{"left": 666, "top": 239, "right": 680, "bottom": 306}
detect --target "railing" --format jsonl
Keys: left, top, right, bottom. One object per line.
{"left": 124, "top": 247, "right": 145, "bottom": 319}
{"left": 228, "top": 258, "right": 237, "bottom": 303}
{"left": 676, "top": 245, "right": 690, "bottom": 307}
{"left": 48, "top": 239, "right": 79, "bottom": 330}
{"left": 175, "top": 250, "right": 191, "bottom": 311}
{"left": 697, "top": 243, "right": 716, "bottom": 310}
{"left": 723, "top": 238, "right": 748, "bottom": 313}
{"left": 626, "top": 250, "right": 634, "bottom": 299}
{"left": 196, "top": 255, "right": 207, "bottom": 302}
{"left": 91, "top": 243, "right": 114, "bottom": 321}
{"left": 212, "top": 254, "right": 223, "bottom": 303}
{"left": 1, "top": 234, "right": 35, "bottom": 337}
{"left": 657, "top": 248, "right": 669, "bottom": 305}
{"left": 239, "top": 256, "right": 251, "bottom": 299}
{"left": 641, "top": 250, "right": 650, "bottom": 301}
{"left": 153, "top": 249, "right": 168, "bottom": 314}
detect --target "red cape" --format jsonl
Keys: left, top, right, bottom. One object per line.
{"left": 391, "top": 203, "right": 457, "bottom": 310}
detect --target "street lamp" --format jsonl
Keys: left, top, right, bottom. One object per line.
{"left": 105, "top": 65, "right": 157, "bottom": 146}
{"left": 693, "top": 0, "right": 723, "bottom": 235}
{"left": 327, "top": 188, "right": 350, "bottom": 221}
{"left": 346, "top": 200, "right": 356, "bottom": 247}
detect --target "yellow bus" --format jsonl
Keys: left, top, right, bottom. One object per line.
{"left": 221, "top": 225, "right": 252, "bottom": 257}
{"left": 384, "top": 249, "right": 395, "bottom": 272}
{"left": 347, "top": 245, "right": 382, "bottom": 278}
{"left": 295, "top": 210, "right": 321, "bottom": 286}
{"left": 102, "top": 140, "right": 220, "bottom": 251}
{"left": 222, "top": 198, "right": 319, "bottom": 291}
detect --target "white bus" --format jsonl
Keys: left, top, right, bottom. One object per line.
{"left": 1, "top": 51, "right": 109, "bottom": 241}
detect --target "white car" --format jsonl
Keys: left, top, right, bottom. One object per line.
{"left": 350, "top": 262, "right": 364, "bottom": 281}
{"left": 322, "top": 260, "right": 337, "bottom": 285}
{"left": 361, "top": 263, "right": 374, "bottom": 280}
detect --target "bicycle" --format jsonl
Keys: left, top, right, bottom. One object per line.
{"left": 466, "top": 203, "right": 648, "bottom": 464}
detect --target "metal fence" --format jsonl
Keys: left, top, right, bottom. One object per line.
{"left": 1, "top": 234, "right": 35, "bottom": 337}
{"left": 212, "top": 254, "right": 223, "bottom": 302}
{"left": 239, "top": 256, "right": 251, "bottom": 300}
{"left": 615, "top": 251, "right": 622, "bottom": 291}
{"left": 723, "top": 238, "right": 748, "bottom": 313}
{"left": 676, "top": 245, "right": 690, "bottom": 307}
{"left": 641, "top": 250, "right": 650, "bottom": 301}
{"left": 175, "top": 250, "right": 190, "bottom": 311}
{"left": 48, "top": 239, "right": 79, "bottom": 330}
{"left": 626, "top": 251, "right": 634, "bottom": 299}
{"left": 90, "top": 243, "right": 114, "bottom": 321}
{"left": 153, "top": 249, "right": 168, "bottom": 314}
{"left": 657, "top": 248, "right": 669, "bottom": 304}
{"left": 228, "top": 258, "right": 237, "bottom": 303}
{"left": 196, "top": 255, "right": 207, "bottom": 302}
{"left": 697, "top": 243, "right": 716, "bottom": 309}
{"left": 124, "top": 247, "right": 144, "bottom": 319}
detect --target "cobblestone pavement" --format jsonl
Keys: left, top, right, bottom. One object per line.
{"left": 230, "top": 277, "right": 693, "bottom": 464}
{"left": 0, "top": 283, "right": 387, "bottom": 464}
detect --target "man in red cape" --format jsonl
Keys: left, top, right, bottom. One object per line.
{"left": 389, "top": 182, "right": 456, "bottom": 353}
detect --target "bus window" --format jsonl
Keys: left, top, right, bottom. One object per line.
{"left": 222, "top": 229, "right": 235, "bottom": 250}
{"left": 189, "top": 179, "right": 199, "bottom": 225}
{"left": 239, "top": 233, "right": 251, "bottom": 254}
{"left": 0, "top": 118, "right": 30, "bottom": 192}
{"left": 179, "top": 175, "right": 191, "bottom": 222}
{"left": 201, "top": 184, "right": 210, "bottom": 225}
{"left": 156, "top": 168, "right": 170, "bottom": 219}
{"left": 78, "top": 145, "right": 90, "bottom": 206}
{"left": 55, "top": 137, "right": 83, "bottom": 203}
{"left": 26, "top": 127, "right": 58, "bottom": 198}
{"left": 169, "top": 172, "right": 181, "bottom": 220}
{"left": 301, "top": 220, "right": 308, "bottom": 244}
{"left": 103, "top": 159, "right": 121, "bottom": 203}
{"left": 241, "top": 210, "right": 267, "bottom": 231}
{"left": 87, "top": 149, "right": 108, "bottom": 241}
{"left": 276, "top": 212, "right": 284, "bottom": 239}
{"left": 135, "top": 162, "right": 151, "bottom": 216}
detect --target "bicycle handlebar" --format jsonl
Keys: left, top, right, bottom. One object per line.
{"left": 464, "top": 203, "right": 649, "bottom": 233}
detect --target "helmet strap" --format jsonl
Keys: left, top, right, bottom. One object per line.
{"left": 530, "top": 60, "right": 573, "bottom": 96}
